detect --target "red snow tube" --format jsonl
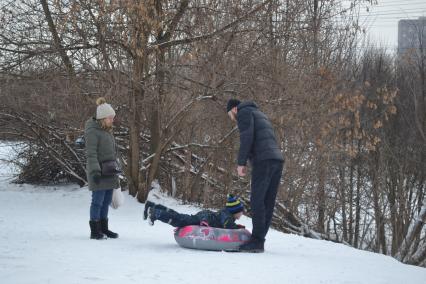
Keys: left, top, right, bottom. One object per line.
{"left": 174, "top": 225, "right": 251, "bottom": 251}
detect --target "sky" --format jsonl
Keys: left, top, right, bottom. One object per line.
{"left": 358, "top": 0, "right": 426, "bottom": 51}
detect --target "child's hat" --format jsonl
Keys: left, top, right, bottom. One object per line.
{"left": 226, "top": 194, "right": 244, "bottom": 214}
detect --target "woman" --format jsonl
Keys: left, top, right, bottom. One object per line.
{"left": 85, "top": 97, "right": 120, "bottom": 240}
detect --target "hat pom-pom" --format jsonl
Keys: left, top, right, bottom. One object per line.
{"left": 96, "top": 97, "right": 107, "bottom": 105}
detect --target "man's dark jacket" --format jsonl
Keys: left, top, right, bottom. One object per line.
{"left": 236, "top": 101, "right": 284, "bottom": 166}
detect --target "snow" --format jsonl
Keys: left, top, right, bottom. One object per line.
{"left": 1, "top": 143, "right": 425, "bottom": 284}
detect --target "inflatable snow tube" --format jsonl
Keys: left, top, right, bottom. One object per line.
{"left": 174, "top": 225, "right": 251, "bottom": 251}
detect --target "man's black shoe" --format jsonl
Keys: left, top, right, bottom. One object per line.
{"left": 239, "top": 238, "right": 265, "bottom": 253}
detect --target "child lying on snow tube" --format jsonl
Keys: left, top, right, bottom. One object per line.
{"left": 143, "top": 194, "right": 251, "bottom": 251}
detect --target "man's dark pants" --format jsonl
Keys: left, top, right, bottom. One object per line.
{"left": 250, "top": 159, "right": 283, "bottom": 242}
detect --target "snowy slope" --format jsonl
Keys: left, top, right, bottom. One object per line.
{"left": 0, "top": 143, "right": 425, "bottom": 284}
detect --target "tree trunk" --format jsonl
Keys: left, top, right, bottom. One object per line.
{"left": 388, "top": 171, "right": 398, "bottom": 255}
{"left": 395, "top": 196, "right": 426, "bottom": 262}
{"left": 406, "top": 242, "right": 426, "bottom": 266}
{"left": 371, "top": 151, "right": 386, "bottom": 254}
{"left": 128, "top": 55, "right": 144, "bottom": 197}
{"left": 317, "top": 155, "right": 326, "bottom": 234}
{"left": 340, "top": 166, "right": 348, "bottom": 242}
{"left": 348, "top": 160, "right": 354, "bottom": 245}
{"left": 39, "top": 0, "right": 75, "bottom": 76}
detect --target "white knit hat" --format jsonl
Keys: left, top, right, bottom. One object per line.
{"left": 96, "top": 97, "right": 116, "bottom": 120}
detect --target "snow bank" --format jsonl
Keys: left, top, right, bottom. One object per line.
{"left": 0, "top": 142, "right": 425, "bottom": 284}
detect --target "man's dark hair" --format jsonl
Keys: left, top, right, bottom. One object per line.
{"left": 226, "top": 99, "right": 241, "bottom": 112}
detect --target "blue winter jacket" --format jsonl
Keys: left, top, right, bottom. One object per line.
{"left": 236, "top": 101, "right": 284, "bottom": 166}
{"left": 196, "top": 208, "right": 240, "bottom": 229}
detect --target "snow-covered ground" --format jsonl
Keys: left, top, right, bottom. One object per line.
{"left": 0, "top": 143, "right": 425, "bottom": 284}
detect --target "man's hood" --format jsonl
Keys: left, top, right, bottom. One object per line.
{"left": 237, "top": 101, "right": 258, "bottom": 111}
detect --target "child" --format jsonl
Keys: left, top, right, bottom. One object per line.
{"left": 143, "top": 194, "right": 245, "bottom": 229}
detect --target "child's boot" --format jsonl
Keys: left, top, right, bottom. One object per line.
{"left": 147, "top": 207, "right": 156, "bottom": 226}
{"left": 143, "top": 201, "right": 155, "bottom": 220}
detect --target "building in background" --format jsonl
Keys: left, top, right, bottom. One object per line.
{"left": 398, "top": 17, "right": 426, "bottom": 57}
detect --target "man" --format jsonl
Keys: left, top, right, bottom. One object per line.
{"left": 227, "top": 99, "right": 284, "bottom": 252}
